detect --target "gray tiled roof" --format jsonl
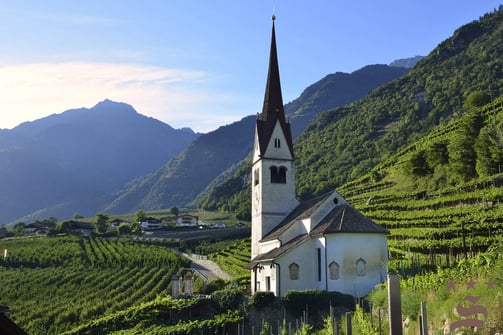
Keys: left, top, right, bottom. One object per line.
{"left": 248, "top": 191, "right": 389, "bottom": 268}
{"left": 262, "top": 192, "right": 333, "bottom": 241}
{"left": 311, "top": 204, "right": 389, "bottom": 235}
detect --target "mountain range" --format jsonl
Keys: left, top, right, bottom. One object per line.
{"left": 0, "top": 62, "right": 410, "bottom": 224}
{"left": 0, "top": 100, "right": 197, "bottom": 223}
{"left": 3, "top": 8, "right": 502, "bottom": 224}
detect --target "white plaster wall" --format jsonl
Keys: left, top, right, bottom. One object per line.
{"left": 310, "top": 192, "right": 347, "bottom": 229}
{"left": 253, "top": 264, "right": 279, "bottom": 296}
{"left": 276, "top": 238, "right": 327, "bottom": 296}
{"left": 263, "top": 121, "right": 293, "bottom": 160}
{"left": 277, "top": 220, "right": 306, "bottom": 244}
{"left": 325, "top": 233, "right": 387, "bottom": 297}
{"left": 259, "top": 239, "right": 281, "bottom": 255}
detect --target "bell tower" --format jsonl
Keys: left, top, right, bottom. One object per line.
{"left": 251, "top": 16, "right": 298, "bottom": 258}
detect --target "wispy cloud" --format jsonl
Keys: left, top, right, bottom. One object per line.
{"left": 0, "top": 62, "right": 253, "bottom": 132}
{"left": 0, "top": 6, "right": 123, "bottom": 26}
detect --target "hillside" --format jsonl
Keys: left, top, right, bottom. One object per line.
{"left": 106, "top": 64, "right": 410, "bottom": 213}
{"left": 0, "top": 100, "right": 197, "bottom": 224}
{"left": 342, "top": 96, "right": 503, "bottom": 256}
{"left": 207, "top": 9, "right": 503, "bottom": 217}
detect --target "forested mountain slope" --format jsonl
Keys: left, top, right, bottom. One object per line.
{"left": 104, "top": 65, "right": 409, "bottom": 213}
{"left": 203, "top": 9, "right": 503, "bottom": 219}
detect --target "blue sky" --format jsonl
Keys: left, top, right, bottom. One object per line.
{"left": 0, "top": 1, "right": 501, "bottom": 133}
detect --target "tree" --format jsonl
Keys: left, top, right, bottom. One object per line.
{"left": 406, "top": 150, "right": 431, "bottom": 176}
{"left": 448, "top": 111, "right": 484, "bottom": 182}
{"left": 117, "top": 224, "right": 132, "bottom": 236}
{"left": 60, "top": 221, "right": 72, "bottom": 233}
{"left": 465, "top": 90, "right": 491, "bottom": 109}
{"left": 134, "top": 210, "right": 147, "bottom": 223}
{"left": 13, "top": 222, "right": 25, "bottom": 236}
{"left": 95, "top": 214, "right": 109, "bottom": 234}
{"left": 475, "top": 118, "right": 503, "bottom": 176}
{"left": 169, "top": 206, "right": 179, "bottom": 217}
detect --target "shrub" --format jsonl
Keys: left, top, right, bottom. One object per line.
{"left": 199, "top": 278, "right": 226, "bottom": 295}
{"left": 251, "top": 291, "right": 275, "bottom": 309}
{"left": 211, "top": 288, "right": 246, "bottom": 312}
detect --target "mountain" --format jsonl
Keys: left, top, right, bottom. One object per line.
{"left": 202, "top": 8, "right": 503, "bottom": 218}
{"left": 0, "top": 100, "right": 198, "bottom": 223}
{"left": 103, "top": 64, "right": 409, "bottom": 214}
{"left": 285, "top": 64, "right": 410, "bottom": 137}
{"left": 389, "top": 55, "right": 425, "bottom": 68}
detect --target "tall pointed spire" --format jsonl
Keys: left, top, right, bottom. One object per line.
{"left": 256, "top": 15, "right": 293, "bottom": 159}
{"left": 261, "top": 15, "right": 285, "bottom": 123}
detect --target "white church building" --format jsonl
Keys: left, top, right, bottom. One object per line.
{"left": 246, "top": 16, "right": 389, "bottom": 298}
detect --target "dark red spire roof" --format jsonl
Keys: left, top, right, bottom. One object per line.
{"left": 257, "top": 16, "right": 294, "bottom": 158}
{"left": 262, "top": 15, "right": 285, "bottom": 122}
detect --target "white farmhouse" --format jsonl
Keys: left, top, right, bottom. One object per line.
{"left": 246, "top": 16, "right": 389, "bottom": 298}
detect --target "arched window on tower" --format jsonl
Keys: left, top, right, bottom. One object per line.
{"left": 329, "top": 261, "right": 340, "bottom": 280}
{"left": 274, "top": 138, "right": 281, "bottom": 148}
{"left": 270, "top": 166, "right": 287, "bottom": 184}
{"left": 254, "top": 168, "right": 260, "bottom": 186}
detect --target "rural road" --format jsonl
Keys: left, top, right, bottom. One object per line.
{"left": 182, "top": 253, "right": 232, "bottom": 281}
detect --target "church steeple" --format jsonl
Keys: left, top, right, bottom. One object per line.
{"left": 251, "top": 16, "right": 299, "bottom": 259}
{"left": 256, "top": 15, "right": 294, "bottom": 159}
{"left": 262, "top": 15, "right": 285, "bottom": 123}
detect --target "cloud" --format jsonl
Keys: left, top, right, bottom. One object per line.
{"left": 0, "top": 62, "right": 253, "bottom": 132}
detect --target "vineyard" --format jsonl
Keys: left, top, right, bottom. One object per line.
{"left": 0, "top": 236, "right": 192, "bottom": 334}
{"left": 209, "top": 238, "right": 251, "bottom": 279}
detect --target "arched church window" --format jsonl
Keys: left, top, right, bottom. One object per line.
{"left": 289, "top": 262, "right": 299, "bottom": 280}
{"left": 274, "top": 138, "right": 281, "bottom": 148}
{"left": 270, "top": 166, "right": 287, "bottom": 184}
{"left": 254, "top": 168, "right": 260, "bottom": 186}
{"left": 356, "top": 258, "right": 366, "bottom": 277}
{"left": 329, "top": 261, "right": 340, "bottom": 280}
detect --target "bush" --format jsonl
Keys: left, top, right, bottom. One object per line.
{"left": 251, "top": 291, "right": 275, "bottom": 309}
{"left": 211, "top": 288, "right": 246, "bottom": 312}
{"left": 200, "top": 278, "right": 226, "bottom": 295}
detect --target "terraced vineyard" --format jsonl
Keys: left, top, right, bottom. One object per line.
{"left": 0, "top": 236, "right": 190, "bottom": 335}
{"left": 339, "top": 97, "right": 503, "bottom": 275}
{"left": 209, "top": 238, "right": 251, "bottom": 280}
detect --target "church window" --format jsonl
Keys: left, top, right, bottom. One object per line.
{"left": 316, "top": 248, "right": 322, "bottom": 281}
{"left": 274, "top": 138, "right": 281, "bottom": 148}
{"left": 289, "top": 262, "right": 299, "bottom": 280}
{"left": 356, "top": 258, "right": 366, "bottom": 277}
{"left": 270, "top": 166, "right": 287, "bottom": 184}
{"left": 265, "top": 276, "right": 271, "bottom": 291}
{"left": 254, "top": 169, "right": 260, "bottom": 186}
{"left": 329, "top": 261, "right": 340, "bottom": 280}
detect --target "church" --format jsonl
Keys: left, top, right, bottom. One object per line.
{"left": 246, "top": 16, "right": 389, "bottom": 298}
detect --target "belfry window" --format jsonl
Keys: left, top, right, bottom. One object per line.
{"left": 274, "top": 138, "right": 281, "bottom": 148}
{"left": 254, "top": 169, "right": 260, "bottom": 186}
{"left": 289, "top": 263, "right": 299, "bottom": 280}
{"left": 270, "top": 166, "right": 287, "bottom": 184}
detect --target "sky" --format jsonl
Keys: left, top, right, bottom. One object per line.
{"left": 0, "top": 1, "right": 502, "bottom": 133}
